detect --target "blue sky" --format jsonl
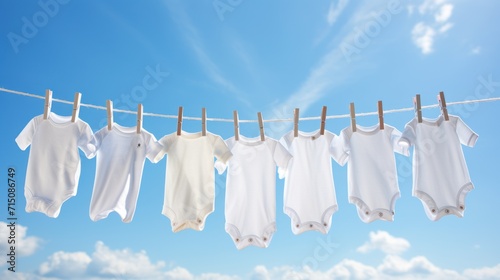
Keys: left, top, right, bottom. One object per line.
{"left": 1, "top": 0, "right": 500, "bottom": 279}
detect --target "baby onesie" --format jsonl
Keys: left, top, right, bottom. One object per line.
{"left": 157, "top": 131, "right": 232, "bottom": 232}
{"left": 89, "top": 124, "right": 163, "bottom": 223}
{"left": 333, "top": 124, "right": 408, "bottom": 223}
{"left": 279, "top": 130, "right": 340, "bottom": 234}
{"left": 215, "top": 135, "right": 292, "bottom": 249}
{"left": 15, "top": 113, "right": 96, "bottom": 218}
{"left": 399, "top": 115, "right": 478, "bottom": 221}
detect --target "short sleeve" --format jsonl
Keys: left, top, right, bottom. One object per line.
{"left": 145, "top": 132, "right": 164, "bottom": 163}
{"left": 455, "top": 116, "right": 478, "bottom": 147}
{"left": 214, "top": 138, "right": 234, "bottom": 175}
{"left": 93, "top": 127, "right": 107, "bottom": 151}
{"left": 77, "top": 122, "right": 97, "bottom": 159}
{"left": 156, "top": 133, "right": 175, "bottom": 161}
{"left": 399, "top": 120, "right": 416, "bottom": 148}
{"left": 213, "top": 134, "right": 232, "bottom": 164}
{"left": 273, "top": 140, "right": 292, "bottom": 170}
{"left": 277, "top": 133, "right": 292, "bottom": 179}
{"left": 330, "top": 130, "right": 349, "bottom": 166}
{"left": 389, "top": 126, "right": 410, "bottom": 156}
{"left": 15, "top": 117, "right": 38, "bottom": 151}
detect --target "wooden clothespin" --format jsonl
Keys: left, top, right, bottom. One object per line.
{"left": 233, "top": 110, "right": 239, "bottom": 141}
{"left": 437, "top": 91, "right": 449, "bottom": 121}
{"left": 136, "top": 104, "right": 143, "bottom": 134}
{"left": 350, "top": 102, "right": 357, "bottom": 132}
{"left": 258, "top": 112, "right": 265, "bottom": 141}
{"left": 43, "top": 89, "right": 52, "bottom": 120}
{"left": 201, "top": 107, "right": 207, "bottom": 136}
{"left": 177, "top": 106, "right": 183, "bottom": 136}
{"left": 378, "top": 100, "right": 384, "bottom": 130}
{"left": 106, "top": 100, "right": 113, "bottom": 131}
{"left": 320, "top": 106, "right": 327, "bottom": 135}
{"left": 414, "top": 94, "right": 422, "bottom": 123}
{"left": 71, "top": 92, "right": 81, "bottom": 122}
{"left": 293, "top": 108, "right": 299, "bottom": 137}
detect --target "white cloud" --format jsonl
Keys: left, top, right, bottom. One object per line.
{"left": 411, "top": 0, "right": 454, "bottom": 54}
{"left": 22, "top": 232, "right": 500, "bottom": 280}
{"left": 327, "top": 0, "right": 350, "bottom": 26}
{"left": 328, "top": 259, "right": 379, "bottom": 279}
{"left": 435, "top": 3, "right": 453, "bottom": 23}
{"left": 251, "top": 265, "right": 271, "bottom": 280}
{"left": 87, "top": 241, "right": 166, "bottom": 278}
{"left": 418, "top": 0, "right": 447, "bottom": 15}
{"left": 464, "top": 264, "right": 500, "bottom": 280}
{"left": 34, "top": 242, "right": 238, "bottom": 280}
{"left": 378, "top": 255, "right": 466, "bottom": 279}
{"left": 357, "top": 231, "right": 411, "bottom": 255}
{"left": 412, "top": 22, "right": 436, "bottom": 54}
{"left": 0, "top": 271, "right": 51, "bottom": 280}
{"left": 39, "top": 251, "right": 91, "bottom": 278}
{"left": 438, "top": 22, "right": 453, "bottom": 33}
{"left": 242, "top": 257, "right": 469, "bottom": 280}
{"left": 267, "top": 1, "right": 391, "bottom": 137}
{"left": 197, "top": 273, "right": 240, "bottom": 280}
{"left": 0, "top": 222, "right": 42, "bottom": 259}
{"left": 164, "top": 267, "right": 193, "bottom": 280}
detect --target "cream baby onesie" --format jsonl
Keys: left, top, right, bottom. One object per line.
{"left": 158, "top": 131, "right": 232, "bottom": 232}
{"left": 15, "top": 113, "right": 96, "bottom": 218}
{"left": 216, "top": 135, "right": 292, "bottom": 249}
{"left": 89, "top": 124, "right": 163, "bottom": 223}
{"left": 399, "top": 115, "right": 478, "bottom": 221}
{"left": 333, "top": 124, "right": 408, "bottom": 223}
{"left": 279, "top": 130, "right": 340, "bottom": 234}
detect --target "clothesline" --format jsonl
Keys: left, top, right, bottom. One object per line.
{"left": 2, "top": 87, "right": 500, "bottom": 123}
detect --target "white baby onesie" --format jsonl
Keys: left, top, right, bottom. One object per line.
{"left": 89, "top": 124, "right": 163, "bottom": 223}
{"left": 279, "top": 130, "right": 340, "bottom": 234}
{"left": 157, "top": 131, "right": 232, "bottom": 232}
{"left": 399, "top": 115, "right": 478, "bottom": 221}
{"left": 333, "top": 124, "right": 408, "bottom": 223}
{"left": 215, "top": 135, "right": 292, "bottom": 250}
{"left": 15, "top": 113, "right": 96, "bottom": 218}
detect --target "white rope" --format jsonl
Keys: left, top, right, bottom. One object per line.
{"left": 2, "top": 87, "right": 500, "bottom": 123}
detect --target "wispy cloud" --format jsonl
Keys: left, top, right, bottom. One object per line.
{"left": 314, "top": 0, "right": 350, "bottom": 48}
{"left": 163, "top": 2, "right": 249, "bottom": 105}
{"left": 267, "top": 1, "right": 394, "bottom": 137}
{"left": 327, "top": 0, "right": 350, "bottom": 26}
{"left": 411, "top": 0, "right": 454, "bottom": 54}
